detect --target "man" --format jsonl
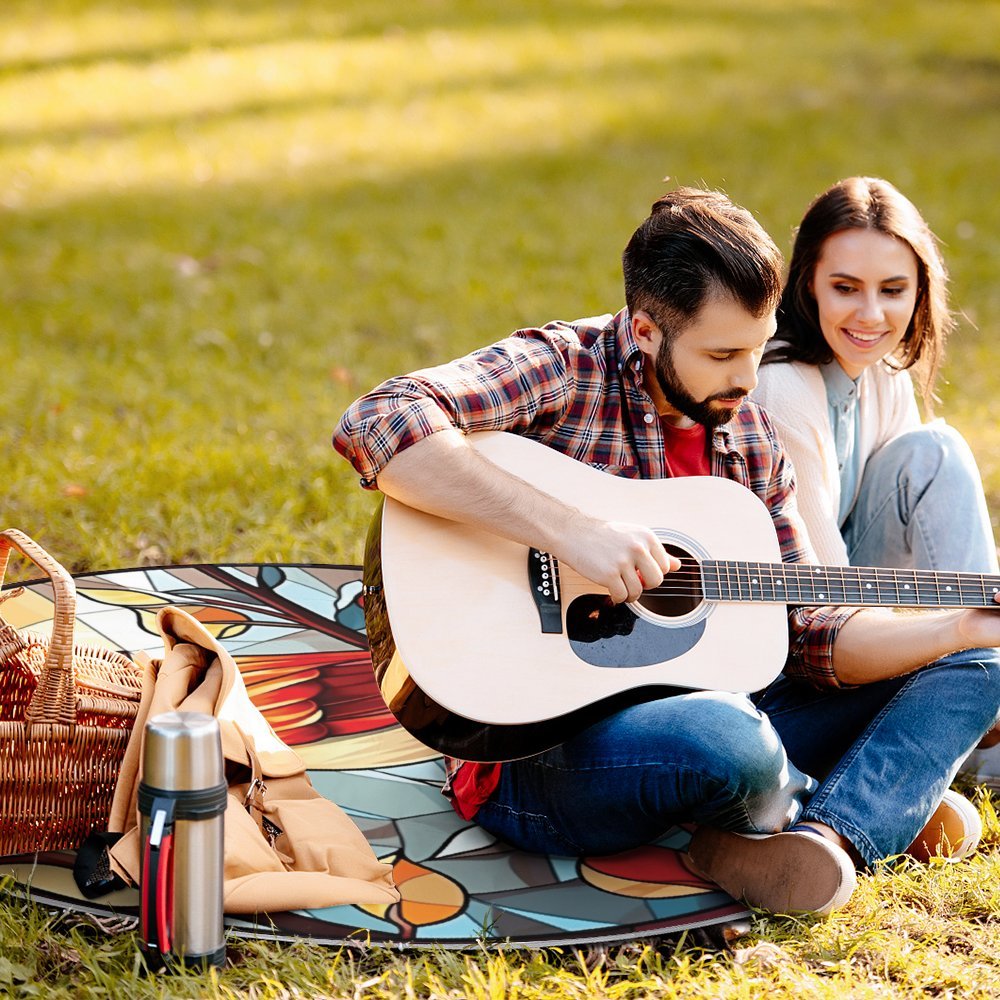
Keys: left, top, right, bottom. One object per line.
{"left": 333, "top": 188, "right": 1000, "bottom": 915}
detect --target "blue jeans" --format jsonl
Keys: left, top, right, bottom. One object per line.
{"left": 756, "top": 647, "right": 1000, "bottom": 865}
{"left": 475, "top": 691, "right": 815, "bottom": 857}
{"left": 841, "top": 423, "right": 1000, "bottom": 782}
{"left": 476, "top": 655, "right": 1000, "bottom": 868}
{"left": 842, "top": 423, "right": 999, "bottom": 574}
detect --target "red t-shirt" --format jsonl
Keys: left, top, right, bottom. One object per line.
{"left": 660, "top": 419, "right": 710, "bottom": 477}
{"left": 447, "top": 420, "right": 710, "bottom": 820}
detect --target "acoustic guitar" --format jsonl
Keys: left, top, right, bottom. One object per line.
{"left": 362, "top": 431, "right": 1000, "bottom": 762}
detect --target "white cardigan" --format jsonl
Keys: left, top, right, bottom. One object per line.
{"left": 752, "top": 359, "right": 921, "bottom": 566}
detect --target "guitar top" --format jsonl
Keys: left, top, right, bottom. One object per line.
{"left": 364, "top": 432, "right": 1000, "bottom": 761}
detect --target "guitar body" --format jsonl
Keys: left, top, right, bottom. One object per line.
{"left": 364, "top": 432, "right": 789, "bottom": 761}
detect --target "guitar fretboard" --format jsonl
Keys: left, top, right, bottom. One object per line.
{"left": 701, "top": 561, "right": 1000, "bottom": 609}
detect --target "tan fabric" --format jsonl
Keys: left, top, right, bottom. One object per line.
{"left": 108, "top": 606, "right": 398, "bottom": 915}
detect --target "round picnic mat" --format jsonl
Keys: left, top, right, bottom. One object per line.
{"left": 0, "top": 563, "right": 747, "bottom": 948}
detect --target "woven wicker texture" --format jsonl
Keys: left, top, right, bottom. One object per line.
{"left": 0, "top": 529, "right": 143, "bottom": 855}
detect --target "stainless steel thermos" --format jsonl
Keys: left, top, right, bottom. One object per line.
{"left": 139, "top": 711, "right": 227, "bottom": 970}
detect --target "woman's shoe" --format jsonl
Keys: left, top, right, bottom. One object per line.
{"left": 906, "top": 789, "right": 982, "bottom": 862}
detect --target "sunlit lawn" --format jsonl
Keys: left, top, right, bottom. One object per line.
{"left": 3, "top": 1, "right": 1000, "bottom": 995}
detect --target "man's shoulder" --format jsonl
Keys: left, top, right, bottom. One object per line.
{"left": 511, "top": 312, "right": 619, "bottom": 349}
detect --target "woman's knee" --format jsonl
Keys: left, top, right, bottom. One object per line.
{"left": 875, "top": 422, "right": 979, "bottom": 487}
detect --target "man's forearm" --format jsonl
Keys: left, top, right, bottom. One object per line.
{"left": 832, "top": 607, "right": 988, "bottom": 684}
{"left": 375, "top": 429, "right": 676, "bottom": 604}
{"left": 376, "top": 428, "right": 578, "bottom": 553}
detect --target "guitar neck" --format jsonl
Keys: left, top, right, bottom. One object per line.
{"left": 702, "top": 561, "right": 1000, "bottom": 609}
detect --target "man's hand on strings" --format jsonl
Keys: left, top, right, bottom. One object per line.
{"left": 555, "top": 517, "right": 680, "bottom": 604}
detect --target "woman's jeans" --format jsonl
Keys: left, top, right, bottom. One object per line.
{"left": 842, "top": 422, "right": 998, "bottom": 574}
{"left": 477, "top": 649, "right": 1000, "bottom": 868}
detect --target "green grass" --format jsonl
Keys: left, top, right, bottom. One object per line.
{"left": 3, "top": 0, "right": 1000, "bottom": 995}
{"left": 4, "top": 792, "right": 1000, "bottom": 997}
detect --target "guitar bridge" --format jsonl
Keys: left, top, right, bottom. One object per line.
{"left": 528, "top": 549, "right": 563, "bottom": 633}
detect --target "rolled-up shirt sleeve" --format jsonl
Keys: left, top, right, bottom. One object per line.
{"left": 755, "top": 409, "right": 861, "bottom": 689}
{"left": 333, "top": 331, "right": 573, "bottom": 488}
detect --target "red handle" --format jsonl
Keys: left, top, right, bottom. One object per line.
{"left": 140, "top": 800, "right": 176, "bottom": 962}
{"left": 156, "top": 832, "right": 174, "bottom": 955}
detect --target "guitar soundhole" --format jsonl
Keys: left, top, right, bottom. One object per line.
{"left": 636, "top": 543, "right": 703, "bottom": 618}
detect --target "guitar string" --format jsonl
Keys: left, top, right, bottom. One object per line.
{"left": 554, "top": 565, "right": 1000, "bottom": 605}
{"left": 545, "top": 560, "right": 1000, "bottom": 587}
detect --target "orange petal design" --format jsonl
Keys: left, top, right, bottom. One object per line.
{"left": 251, "top": 680, "right": 324, "bottom": 709}
{"left": 243, "top": 669, "right": 322, "bottom": 698}
{"left": 266, "top": 705, "right": 324, "bottom": 729}
{"left": 390, "top": 859, "right": 465, "bottom": 927}
{"left": 275, "top": 722, "right": 330, "bottom": 746}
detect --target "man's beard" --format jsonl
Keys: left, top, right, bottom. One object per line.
{"left": 654, "top": 339, "right": 748, "bottom": 429}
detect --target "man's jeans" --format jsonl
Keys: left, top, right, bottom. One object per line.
{"left": 757, "top": 648, "right": 1000, "bottom": 864}
{"left": 477, "top": 649, "right": 1000, "bottom": 868}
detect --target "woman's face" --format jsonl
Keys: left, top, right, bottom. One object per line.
{"left": 811, "top": 228, "right": 919, "bottom": 379}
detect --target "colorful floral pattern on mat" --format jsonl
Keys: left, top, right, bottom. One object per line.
{"left": 1, "top": 564, "right": 747, "bottom": 946}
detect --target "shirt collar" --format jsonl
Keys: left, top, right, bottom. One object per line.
{"left": 618, "top": 307, "right": 736, "bottom": 455}
{"left": 616, "top": 308, "right": 645, "bottom": 379}
{"left": 820, "top": 359, "right": 860, "bottom": 406}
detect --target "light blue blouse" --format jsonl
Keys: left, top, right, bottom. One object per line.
{"left": 820, "top": 360, "right": 864, "bottom": 526}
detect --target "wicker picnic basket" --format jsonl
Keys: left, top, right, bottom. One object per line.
{"left": 0, "top": 528, "right": 144, "bottom": 856}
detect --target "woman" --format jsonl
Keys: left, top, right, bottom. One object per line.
{"left": 753, "top": 176, "right": 1000, "bottom": 842}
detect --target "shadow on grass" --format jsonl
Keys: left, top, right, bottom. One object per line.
{"left": 1, "top": 0, "right": 819, "bottom": 78}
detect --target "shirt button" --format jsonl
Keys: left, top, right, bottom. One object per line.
{"left": 643, "top": 413, "right": 655, "bottom": 424}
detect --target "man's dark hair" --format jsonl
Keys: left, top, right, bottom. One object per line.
{"left": 622, "top": 187, "right": 783, "bottom": 340}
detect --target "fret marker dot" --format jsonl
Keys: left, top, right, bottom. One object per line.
{"left": 904, "top": 584, "right": 910, "bottom": 589}
{"left": 776, "top": 580, "right": 783, "bottom": 587}
{"left": 946, "top": 586, "right": 953, "bottom": 591}
{"left": 865, "top": 583, "right": 872, "bottom": 589}
{"left": 819, "top": 593, "right": 825, "bottom": 599}
{"left": 752, "top": 578, "right": 758, "bottom": 584}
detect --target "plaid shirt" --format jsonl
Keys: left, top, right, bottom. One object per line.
{"left": 334, "top": 309, "right": 858, "bottom": 814}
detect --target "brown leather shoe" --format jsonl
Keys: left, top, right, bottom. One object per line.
{"left": 687, "top": 827, "right": 857, "bottom": 915}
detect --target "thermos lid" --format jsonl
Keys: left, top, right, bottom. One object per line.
{"left": 142, "top": 711, "right": 225, "bottom": 791}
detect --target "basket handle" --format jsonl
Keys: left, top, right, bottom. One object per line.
{"left": 0, "top": 528, "right": 78, "bottom": 728}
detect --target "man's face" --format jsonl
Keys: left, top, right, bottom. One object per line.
{"left": 636, "top": 291, "right": 776, "bottom": 429}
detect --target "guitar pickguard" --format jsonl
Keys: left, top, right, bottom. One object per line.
{"left": 566, "top": 594, "right": 706, "bottom": 667}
